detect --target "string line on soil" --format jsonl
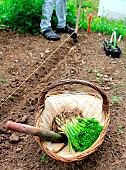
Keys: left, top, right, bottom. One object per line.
{"left": 0, "top": 17, "right": 90, "bottom": 107}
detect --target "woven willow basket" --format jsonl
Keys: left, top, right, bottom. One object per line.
{"left": 35, "top": 79, "right": 110, "bottom": 162}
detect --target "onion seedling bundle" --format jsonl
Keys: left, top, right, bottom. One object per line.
{"left": 56, "top": 117, "right": 104, "bottom": 152}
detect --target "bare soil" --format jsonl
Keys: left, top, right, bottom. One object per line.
{"left": 0, "top": 30, "right": 126, "bottom": 170}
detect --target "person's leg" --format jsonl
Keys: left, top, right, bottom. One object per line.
{"left": 40, "top": 0, "right": 60, "bottom": 40}
{"left": 56, "top": 0, "right": 66, "bottom": 28}
{"left": 40, "top": 0, "right": 55, "bottom": 31}
{"left": 56, "top": 0, "right": 75, "bottom": 33}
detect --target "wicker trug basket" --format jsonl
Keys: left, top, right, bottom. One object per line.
{"left": 35, "top": 79, "right": 110, "bottom": 162}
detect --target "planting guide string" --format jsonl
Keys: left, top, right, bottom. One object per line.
{"left": 0, "top": 16, "right": 90, "bottom": 107}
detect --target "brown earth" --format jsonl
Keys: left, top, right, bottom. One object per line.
{"left": 0, "top": 30, "right": 126, "bottom": 170}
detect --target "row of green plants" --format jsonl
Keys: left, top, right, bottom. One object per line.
{"left": 0, "top": 0, "right": 126, "bottom": 38}
{"left": 79, "top": 0, "right": 126, "bottom": 38}
{"left": 82, "top": 16, "right": 126, "bottom": 39}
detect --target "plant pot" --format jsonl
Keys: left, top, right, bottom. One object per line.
{"left": 103, "top": 41, "right": 122, "bottom": 58}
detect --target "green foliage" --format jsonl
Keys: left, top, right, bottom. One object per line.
{"left": 0, "top": 0, "right": 43, "bottom": 34}
{"left": 66, "top": 3, "right": 77, "bottom": 26}
{"left": 60, "top": 117, "right": 104, "bottom": 152}
{"left": 90, "top": 16, "right": 126, "bottom": 38}
{"left": 82, "top": 1, "right": 93, "bottom": 8}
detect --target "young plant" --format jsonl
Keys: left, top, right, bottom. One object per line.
{"left": 0, "top": 75, "right": 7, "bottom": 83}
{"left": 9, "top": 95, "right": 16, "bottom": 101}
{"left": 96, "top": 77, "right": 103, "bottom": 85}
{"left": 109, "top": 31, "right": 118, "bottom": 49}
{"left": 87, "top": 68, "right": 100, "bottom": 74}
{"left": 112, "top": 95, "right": 119, "bottom": 102}
{"left": 112, "top": 95, "right": 124, "bottom": 102}
{"left": 41, "top": 153, "right": 47, "bottom": 163}
{"left": 111, "top": 95, "right": 124, "bottom": 106}
{"left": 103, "top": 31, "right": 122, "bottom": 58}
{"left": 1, "top": 65, "right": 6, "bottom": 69}
{"left": 117, "top": 125, "right": 124, "bottom": 134}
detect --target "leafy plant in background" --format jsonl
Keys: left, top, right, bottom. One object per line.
{"left": 66, "top": 2, "right": 77, "bottom": 27}
{"left": 0, "top": 0, "right": 43, "bottom": 34}
{"left": 90, "top": 16, "right": 126, "bottom": 38}
{"left": 82, "top": 1, "right": 93, "bottom": 8}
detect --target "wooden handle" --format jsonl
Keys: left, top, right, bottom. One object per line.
{"left": 6, "top": 121, "right": 66, "bottom": 143}
{"left": 75, "top": 0, "right": 82, "bottom": 33}
{"left": 6, "top": 121, "right": 38, "bottom": 135}
{"left": 38, "top": 79, "right": 109, "bottom": 112}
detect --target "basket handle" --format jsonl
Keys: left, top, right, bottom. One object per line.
{"left": 38, "top": 79, "right": 109, "bottom": 112}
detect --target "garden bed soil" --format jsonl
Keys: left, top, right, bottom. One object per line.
{"left": 0, "top": 30, "right": 126, "bottom": 170}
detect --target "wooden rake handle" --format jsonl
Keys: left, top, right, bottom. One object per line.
{"left": 75, "top": 0, "right": 82, "bottom": 34}
{"left": 6, "top": 121, "right": 66, "bottom": 143}
{"left": 38, "top": 79, "right": 109, "bottom": 112}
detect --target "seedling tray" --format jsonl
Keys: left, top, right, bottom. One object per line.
{"left": 103, "top": 41, "right": 122, "bottom": 58}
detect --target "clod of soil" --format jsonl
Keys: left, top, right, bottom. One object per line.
{"left": 9, "top": 133, "right": 20, "bottom": 143}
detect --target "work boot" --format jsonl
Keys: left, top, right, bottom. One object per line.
{"left": 56, "top": 24, "right": 75, "bottom": 34}
{"left": 41, "top": 28, "right": 60, "bottom": 41}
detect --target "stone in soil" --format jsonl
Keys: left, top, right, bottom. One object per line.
{"left": 15, "top": 147, "right": 22, "bottom": 152}
{"left": 9, "top": 133, "right": 19, "bottom": 143}
{"left": 21, "top": 115, "right": 28, "bottom": 123}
